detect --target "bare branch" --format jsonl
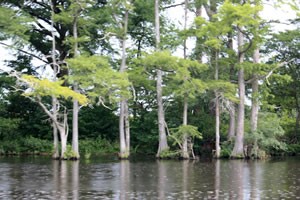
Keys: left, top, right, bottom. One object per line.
{"left": 162, "top": 2, "right": 185, "bottom": 9}
{"left": 0, "top": 42, "right": 49, "bottom": 64}
{"left": 97, "top": 96, "right": 112, "bottom": 110}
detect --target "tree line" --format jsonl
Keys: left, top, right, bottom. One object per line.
{"left": 0, "top": 0, "right": 299, "bottom": 160}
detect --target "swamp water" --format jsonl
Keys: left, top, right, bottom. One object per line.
{"left": 0, "top": 156, "right": 299, "bottom": 199}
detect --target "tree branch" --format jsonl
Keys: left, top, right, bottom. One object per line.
{"left": 0, "top": 42, "right": 49, "bottom": 64}
{"left": 237, "top": 26, "right": 253, "bottom": 56}
{"left": 162, "top": 2, "right": 185, "bottom": 9}
{"left": 245, "top": 58, "right": 295, "bottom": 84}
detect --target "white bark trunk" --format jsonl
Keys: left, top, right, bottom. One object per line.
{"left": 119, "top": 100, "right": 127, "bottom": 158}
{"left": 155, "top": 0, "right": 168, "bottom": 157}
{"left": 52, "top": 97, "right": 59, "bottom": 159}
{"left": 60, "top": 128, "right": 68, "bottom": 159}
{"left": 215, "top": 92, "right": 221, "bottom": 158}
{"left": 231, "top": 27, "right": 245, "bottom": 158}
{"left": 72, "top": 96, "right": 79, "bottom": 158}
{"left": 228, "top": 105, "right": 236, "bottom": 139}
{"left": 71, "top": 9, "right": 80, "bottom": 159}
{"left": 181, "top": 0, "right": 189, "bottom": 160}
{"left": 119, "top": 9, "right": 130, "bottom": 159}
{"left": 214, "top": 49, "right": 221, "bottom": 158}
{"left": 156, "top": 69, "right": 169, "bottom": 156}
{"left": 251, "top": 49, "right": 260, "bottom": 133}
{"left": 182, "top": 97, "right": 189, "bottom": 159}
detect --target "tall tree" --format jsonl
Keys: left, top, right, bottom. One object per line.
{"left": 155, "top": 0, "right": 169, "bottom": 157}
{"left": 118, "top": 0, "right": 132, "bottom": 159}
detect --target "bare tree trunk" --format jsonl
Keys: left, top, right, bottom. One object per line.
{"left": 155, "top": 0, "right": 169, "bottom": 157}
{"left": 231, "top": 27, "right": 245, "bottom": 158}
{"left": 214, "top": 48, "right": 221, "bottom": 158}
{"left": 228, "top": 105, "right": 236, "bottom": 139}
{"left": 52, "top": 97, "right": 59, "bottom": 159}
{"left": 215, "top": 92, "right": 221, "bottom": 158}
{"left": 195, "top": 3, "right": 203, "bottom": 63}
{"left": 181, "top": 0, "right": 189, "bottom": 159}
{"left": 182, "top": 97, "right": 189, "bottom": 159}
{"left": 124, "top": 101, "right": 130, "bottom": 155}
{"left": 119, "top": 100, "right": 127, "bottom": 158}
{"left": 227, "top": 32, "right": 236, "bottom": 140}
{"left": 72, "top": 11, "right": 80, "bottom": 159}
{"left": 251, "top": 49, "right": 260, "bottom": 133}
{"left": 119, "top": 9, "right": 130, "bottom": 159}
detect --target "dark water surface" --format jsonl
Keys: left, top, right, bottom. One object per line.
{"left": 0, "top": 156, "right": 299, "bottom": 199}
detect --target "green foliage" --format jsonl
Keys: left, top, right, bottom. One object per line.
{"left": 158, "top": 149, "right": 180, "bottom": 159}
{"left": 142, "top": 51, "right": 179, "bottom": 72}
{"left": 169, "top": 125, "right": 202, "bottom": 149}
{"left": 0, "top": 117, "right": 20, "bottom": 138}
{"left": 245, "top": 112, "right": 287, "bottom": 157}
{"left": 0, "top": 137, "right": 52, "bottom": 155}
{"left": 21, "top": 75, "right": 88, "bottom": 105}
{"left": 287, "top": 144, "right": 300, "bottom": 155}
{"left": 0, "top": 6, "right": 31, "bottom": 40}
{"left": 79, "top": 137, "right": 119, "bottom": 155}
{"left": 63, "top": 145, "right": 78, "bottom": 159}
{"left": 220, "top": 140, "right": 234, "bottom": 158}
{"left": 67, "top": 55, "right": 131, "bottom": 102}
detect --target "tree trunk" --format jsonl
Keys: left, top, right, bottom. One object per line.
{"left": 214, "top": 48, "right": 221, "bottom": 158}
{"left": 60, "top": 127, "right": 68, "bottom": 159}
{"left": 215, "top": 91, "right": 221, "bottom": 158}
{"left": 227, "top": 32, "right": 236, "bottom": 140}
{"left": 71, "top": 12, "right": 80, "bottom": 159}
{"left": 119, "top": 8, "right": 130, "bottom": 159}
{"left": 155, "top": 0, "right": 169, "bottom": 157}
{"left": 156, "top": 69, "right": 169, "bottom": 157}
{"left": 251, "top": 49, "right": 260, "bottom": 133}
{"left": 52, "top": 96, "right": 59, "bottom": 159}
{"left": 124, "top": 101, "right": 130, "bottom": 155}
{"left": 181, "top": 0, "right": 189, "bottom": 160}
{"left": 228, "top": 105, "right": 236, "bottom": 139}
{"left": 182, "top": 96, "right": 189, "bottom": 159}
{"left": 119, "top": 100, "right": 127, "bottom": 158}
{"left": 72, "top": 95, "right": 79, "bottom": 158}
{"left": 231, "top": 28, "right": 245, "bottom": 158}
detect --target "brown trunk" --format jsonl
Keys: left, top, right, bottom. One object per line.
{"left": 231, "top": 28, "right": 245, "bottom": 158}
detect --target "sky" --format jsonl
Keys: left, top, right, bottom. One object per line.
{"left": 0, "top": 1, "right": 298, "bottom": 72}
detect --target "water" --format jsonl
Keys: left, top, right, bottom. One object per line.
{"left": 0, "top": 156, "right": 299, "bottom": 199}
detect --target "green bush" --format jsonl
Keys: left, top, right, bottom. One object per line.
{"left": 287, "top": 144, "right": 300, "bottom": 155}
{"left": 0, "top": 137, "right": 52, "bottom": 155}
{"left": 220, "top": 140, "right": 234, "bottom": 158}
{"left": 158, "top": 149, "right": 180, "bottom": 159}
{"left": 79, "top": 137, "right": 118, "bottom": 156}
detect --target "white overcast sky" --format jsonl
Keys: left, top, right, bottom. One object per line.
{"left": 0, "top": 0, "right": 298, "bottom": 72}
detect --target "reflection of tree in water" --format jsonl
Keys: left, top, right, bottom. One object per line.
{"left": 157, "top": 160, "right": 167, "bottom": 199}
{"left": 119, "top": 160, "right": 130, "bottom": 200}
{"left": 214, "top": 160, "right": 220, "bottom": 200}
{"left": 52, "top": 160, "right": 79, "bottom": 199}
